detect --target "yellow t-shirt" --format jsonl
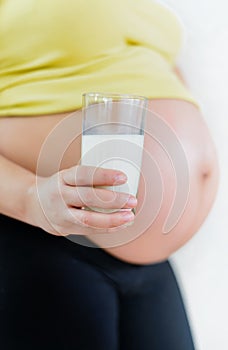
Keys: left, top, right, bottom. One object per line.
{"left": 0, "top": 0, "right": 197, "bottom": 116}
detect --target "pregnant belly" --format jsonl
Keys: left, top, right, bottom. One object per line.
{"left": 0, "top": 100, "right": 219, "bottom": 264}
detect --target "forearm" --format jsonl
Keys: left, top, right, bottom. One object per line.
{"left": 0, "top": 154, "right": 35, "bottom": 223}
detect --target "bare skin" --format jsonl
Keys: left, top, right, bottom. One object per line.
{"left": 0, "top": 96, "right": 219, "bottom": 264}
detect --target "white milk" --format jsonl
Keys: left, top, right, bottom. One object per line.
{"left": 81, "top": 134, "right": 144, "bottom": 212}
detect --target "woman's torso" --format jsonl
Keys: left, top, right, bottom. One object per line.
{"left": 0, "top": 0, "right": 218, "bottom": 263}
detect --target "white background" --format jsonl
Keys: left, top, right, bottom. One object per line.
{"left": 157, "top": 1, "right": 228, "bottom": 349}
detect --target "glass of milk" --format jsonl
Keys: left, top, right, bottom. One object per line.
{"left": 81, "top": 92, "right": 148, "bottom": 213}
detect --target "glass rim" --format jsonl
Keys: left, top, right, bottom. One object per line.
{"left": 82, "top": 91, "right": 148, "bottom": 102}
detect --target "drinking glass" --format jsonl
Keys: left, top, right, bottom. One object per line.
{"left": 80, "top": 92, "right": 148, "bottom": 213}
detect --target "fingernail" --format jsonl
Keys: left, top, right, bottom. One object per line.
{"left": 127, "top": 197, "right": 137, "bottom": 206}
{"left": 115, "top": 173, "right": 127, "bottom": 184}
{"left": 123, "top": 220, "right": 134, "bottom": 227}
{"left": 122, "top": 211, "right": 134, "bottom": 222}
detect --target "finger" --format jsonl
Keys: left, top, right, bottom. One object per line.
{"left": 61, "top": 166, "right": 127, "bottom": 187}
{"left": 63, "top": 186, "right": 137, "bottom": 209}
{"left": 69, "top": 207, "right": 135, "bottom": 229}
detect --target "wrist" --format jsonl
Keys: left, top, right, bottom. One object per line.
{"left": 24, "top": 175, "right": 46, "bottom": 228}
{"left": 25, "top": 176, "right": 57, "bottom": 234}
{"left": 24, "top": 175, "right": 39, "bottom": 226}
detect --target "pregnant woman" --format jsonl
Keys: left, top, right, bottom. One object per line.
{"left": 0, "top": 0, "right": 219, "bottom": 349}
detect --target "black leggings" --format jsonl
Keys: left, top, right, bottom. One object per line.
{"left": 0, "top": 214, "right": 195, "bottom": 350}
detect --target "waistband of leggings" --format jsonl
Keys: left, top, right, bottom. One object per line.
{"left": 0, "top": 214, "right": 168, "bottom": 271}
